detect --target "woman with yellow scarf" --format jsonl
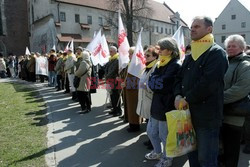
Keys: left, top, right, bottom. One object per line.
{"left": 145, "top": 38, "right": 181, "bottom": 167}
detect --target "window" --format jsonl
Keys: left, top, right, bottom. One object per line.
{"left": 231, "top": 15, "right": 236, "bottom": 20}
{"left": 98, "top": 17, "right": 103, "bottom": 26}
{"left": 151, "top": 26, "right": 154, "bottom": 32}
{"left": 60, "top": 12, "right": 66, "bottom": 22}
{"left": 75, "top": 14, "right": 80, "bottom": 23}
{"left": 169, "top": 28, "right": 171, "bottom": 35}
{"left": 221, "top": 36, "right": 226, "bottom": 43}
{"left": 156, "top": 26, "right": 159, "bottom": 33}
{"left": 161, "top": 27, "right": 163, "bottom": 34}
{"left": 165, "top": 28, "right": 168, "bottom": 34}
{"left": 241, "top": 22, "right": 246, "bottom": 28}
{"left": 87, "top": 16, "right": 92, "bottom": 24}
{"left": 222, "top": 24, "right": 226, "bottom": 30}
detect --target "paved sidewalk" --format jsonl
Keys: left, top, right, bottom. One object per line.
{"left": 1, "top": 78, "right": 249, "bottom": 167}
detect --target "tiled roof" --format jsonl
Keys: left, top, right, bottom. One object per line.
{"left": 56, "top": 0, "right": 187, "bottom": 26}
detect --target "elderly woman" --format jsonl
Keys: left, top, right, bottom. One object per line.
{"left": 75, "top": 51, "right": 92, "bottom": 114}
{"left": 145, "top": 38, "right": 181, "bottom": 167}
{"left": 222, "top": 34, "right": 250, "bottom": 167}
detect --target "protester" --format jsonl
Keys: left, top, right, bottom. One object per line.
{"left": 145, "top": 37, "right": 181, "bottom": 167}
{"left": 222, "top": 34, "right": 250, "bottom": 167}
{"left": 48, "top": 51, "right": 57, "bottom": 87}
{"left": 123, "top": 46, "right": 142, "bottom": 132}
{"left": 136, "top": 45, "right": 158, "bottom": 148}
{"left": 0, "top": 53, "right": 7, "bottom": 78}
{"left": 174, "top": 16, "right": 228, "bottom": 167}
{"left": 8, "top": 53, "right": 16, "bottom": 78}
{"left": 64, "top": 48, "right": 77, "bottom": 99}
{"left": 26, "top": 52, "right": 36, "bottom": 82}
{"left": 54, "top": 50, "right": 64, "bottom": 91}
{"left": 105, "top": 46, "right": 122, "bottom": 116}
{"left": 75, "top": 51, "right": 92, "bottom": 114}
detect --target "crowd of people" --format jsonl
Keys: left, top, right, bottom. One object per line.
{"left": 1, "top": 16, "right": 250, "bottom": 167}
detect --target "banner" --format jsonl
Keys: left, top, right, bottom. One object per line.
{"left": 36, "top": 56, "right": 48, "bottom": 76}
{"left": 173, "top": 26, "right": 185, "bottom": 61}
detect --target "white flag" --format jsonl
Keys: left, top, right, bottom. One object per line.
{"left": 99, "top": 35, "right": 110, "bottom": 66}
{"left": 173, "top": 26, "right": 185, "bottom": 61}
{"left": 118, "top": 10, "right": 130, "bottom": 72}
{"left": 86, "top": 29, "right": 102, "bottom": 66}
{"left": 127, "top": 28, "right": 146, "bottom": 78}
{"left": 25, "top": 47, "right": 31, "bottom": 55}
{"left": 52, "top": 44, "right": 56, "bottom": 51}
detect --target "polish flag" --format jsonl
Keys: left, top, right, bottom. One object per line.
{"left": 127, "top": 28, "right": 146, "bottom": 78}
{"left": 86, "top": 29, "right": 102, "bottom": 66}
{"left": 173, "top": 26, "right": 185, "bottom": 62}
{"left": 99, "top": 35, "right": 110, "bottom": 66}
{"left": 118, "top": 10, "right": 130, "bottom": 72}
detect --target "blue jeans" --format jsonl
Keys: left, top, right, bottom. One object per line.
{"left": 48, "top": 71, "right": 56, "bottom": 86}
{"left": 147, "top": 117, "right": 168, "bottom": 157}
{"left": 188, "top": 127, "right": 220, "bottom": 167}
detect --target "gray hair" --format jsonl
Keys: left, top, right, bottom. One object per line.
{"left": 157, "top": 37, "right": 180, "bottom": 58}
{"left": 192, "top": 16, "right": 213, "bottom": 27}
{"left": 224, "top": 34, "right": 246, "bottom": 50}
{"left": 110, "top": 46, "right": 117, "bottom": 53}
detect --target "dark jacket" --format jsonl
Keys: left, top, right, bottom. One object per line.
{"left": 174, "top": 43, "right": 228, "bottom": 128}
{"left": 149, "top": 58, "right": 181, "bottom": 121}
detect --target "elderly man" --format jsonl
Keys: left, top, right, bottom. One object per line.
{"left": 105, "top": 46, "right": 122, "bottom": 116}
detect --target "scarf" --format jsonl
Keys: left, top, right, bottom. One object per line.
{"left": 109, "top": 53, "right": 119, "bottom": 61}
{"left": 76, "top": 53, "right": 83, "bottom": 59}
{"left": 146, "top": 59, "right": 157, "bottom": 69}
{"left": 157, "top": 55, "right": 172, "bottom": 68}
{"left": 191, "top": 33, "right": 214, "bottom": 61}
{"left": 63, "top": 55, "right": 68, "bottom": 61}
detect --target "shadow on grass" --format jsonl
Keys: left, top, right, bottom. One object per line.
{"left": 7, "top": 148, "right": 49, "bottom": 166}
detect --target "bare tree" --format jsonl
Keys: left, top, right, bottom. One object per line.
{"left": 105, "top": 0, "right": 153, "bottom": 46}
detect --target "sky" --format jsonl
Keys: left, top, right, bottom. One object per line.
{"left": 154, "top": 0, "right": 250, "bottom": 27}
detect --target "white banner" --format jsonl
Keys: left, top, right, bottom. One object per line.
{"left": 36, "top": 57, "right": 48, "bottom": 76}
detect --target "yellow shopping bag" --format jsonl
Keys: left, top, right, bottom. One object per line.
{"left": 165, "top": 109, "right": 196, "bottom": 157}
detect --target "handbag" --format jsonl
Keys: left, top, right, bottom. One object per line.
{"left": 73, "top": 66, "right": 91, "bottom": 88}
{"left": 165, "top": 108, "right": 196, "bottom": 158}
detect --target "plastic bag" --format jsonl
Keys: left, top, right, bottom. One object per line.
{"left": 165, "top": 109, "right": 196, "bottom": 157}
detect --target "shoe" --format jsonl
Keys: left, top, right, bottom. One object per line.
{"left": 79, "top": 109, "right": 90, "bottom": 114}
{"left": 106, "top": 105, "right": 112, "bottom": 109}
{"left": 119, "top": 115, "right": 124, "bottom": 119}
{"left": 108, "top": 110, "right": 116, "bottom": 115}
{"left": 112, "top": 112, "right": 122, "bottom": 117}
{"left": 154, "top": 158, "right": 173, "bottom": 167}
{"left": 56, "top": 89, "right": 61, "bottom": 91}
{"left": 145, "top": 151, "right": 162, "bottom": 160}
{"left": 64, "top": 90, "right": 70, "bottom": 94}
{"left": 243, "top": 145, "right": 250, "bottom": 154}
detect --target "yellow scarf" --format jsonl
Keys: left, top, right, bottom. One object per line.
{"left": 146, "top": 59, "right": 157, "bottom": 68}
{"left": 63, "top": 55, "right": 68, "bottom": 61}
{"left": 109, "top": 53, "right": 119, "bottom": 61}
{"left": 76, "top": 53, "right": 83, "bottom": 59}
{"left": 157, "top": 55, "right": 172, "bottom": 68}
{"left": 191, "top": 33, "right": 214, "bottom": 61}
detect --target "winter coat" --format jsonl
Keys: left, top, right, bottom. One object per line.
{"left": 26, "top": 56, "right": 36, "bottom": 73}
{"left": 223, "top": 53, "right": 250, "bottom": 126}
{"left": 136, "top": 63, "right": 157, "bottom": 119}
{"left": 149, "top": 58, "right": 181, "bottom": 121}
{"left": 54, "top": 57, "right": 64, "bottom": 75}
{"left": 74, "top": 57, "right": 92, "bottom": 92}
{"left": 0, "top": 58, "right": 6, "bottom": 72}
{"left": 174, "top": 43, "right": 228, "bottom": 128}
{"left": 65, "top": 54, "right": 76, "bottom": 74}
{"left": 48, "top": 54, "right": 57, "bottom": 71}
{"left": 105, "top": 58, "right": 119, "bottom": 89}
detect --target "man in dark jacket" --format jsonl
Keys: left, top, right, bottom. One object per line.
{"left": 174, "top": 16, "right": 228, "bottom": 167}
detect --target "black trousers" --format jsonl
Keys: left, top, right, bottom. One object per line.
{"left": 56, "top": 75, "right": 64, "bottom": 90}
{"left": 221, "top": 123, "right": 242, "bottom": 167}
{"left": 77, "top": 91, "right": 91, "bottom": 111}
{"left": 64, "top": 75, "right": 70, "bottom": 92}
{"left": 110, "top": 89, "right": 121, "bottom": 113}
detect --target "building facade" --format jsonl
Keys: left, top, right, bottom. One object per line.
{"left": 0, "top": 0, "right": 29, "bottom": 56}
{"left": 214, "top": 0, "right": 250, "bottom": 47}
{"left": 28, "top": 0, "right": 190, "bottom": 53}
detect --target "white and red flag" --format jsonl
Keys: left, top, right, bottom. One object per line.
{"left": 172, "top": 26, "right": 185, "bottom": 62}
{"left": 118, "top": 10, "right": 130, "bottom": 72}
{"left": 99, "top": 35, "right": 110, "bottom": 66}
{"left": 127, "top": 28, "right": 146, "bottom": 78}
{"left": 64, "top": 39, "right": 74, "bottom": 52}
{"left": 86, "top": 29, "right": 102, "bottom": 66}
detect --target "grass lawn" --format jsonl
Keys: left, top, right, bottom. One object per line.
{"left": 0, "top": 82, "right": 48, "bottom": 167}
